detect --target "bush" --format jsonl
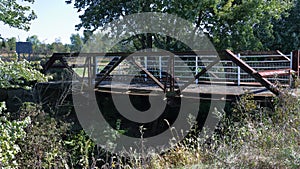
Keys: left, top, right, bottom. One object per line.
{"left": 15, "top": 103, "right": 99, "bottom": 169}
{"left": 16, "top": 103, "right": 70, "bottom": 169}
{"left": 0, "top": 102, "right": 31, "bottom": 168}
{"left": 0, "top": 59, "right": 49, "bottom": 89}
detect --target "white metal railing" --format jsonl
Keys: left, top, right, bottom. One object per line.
{"left": 70, "top": 52, "right": 292, "bottom": 86}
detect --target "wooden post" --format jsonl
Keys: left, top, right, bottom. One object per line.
{"left": 292, "top": 50, "right": 300, "bottom": 77}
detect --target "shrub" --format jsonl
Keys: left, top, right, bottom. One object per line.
{"left": 0, "top": 59, "right": 49, "bottom": 89}
{"left": 65, "top": 130, "right": 96, "bottom": 168}
{"left": 0, "top": 102, "right": 31, "bottom": 168}
{"left": 16, "top": 103, "right": 70, "bottom": 169}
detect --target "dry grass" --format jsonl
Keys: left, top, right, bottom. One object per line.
{"left": 106, "top": 90, "right": 300, "bottom": 169}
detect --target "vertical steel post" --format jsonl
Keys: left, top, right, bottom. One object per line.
{"left": 159, "top": 56, "right": 162, "bottom": 79}
{"left": 292, "top": 50, "right": 300, "bottom": 77}
{"left": 237, "top": 53, "right": 241, "bottom": 86}
{"left": 144, "top": 56, "right": 148, "bottom": 81}
{"left": 290, "top": 52, "right": 293, "bottom": 87}
{"left": 118, "top": 56, "right": 121, "bottom": 75}
{"left": 170, "top": 54, "right": 175, "bottom": 92}
{"left": 290, "top": 52, "right": 293, "bottom": 69}
{"left": 195, "top": 56, "right": 199, "bottom": 84}
{"left": 93, "top": 56, "right": 97, "bottom": 79}
{"left": 88, "top": 57, "right": 92, "bottom": 86}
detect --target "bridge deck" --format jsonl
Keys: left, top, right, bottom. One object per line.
{"left": 39, "top": 81, "right": 299, "bottom": 101}
{"left": 95, "top": 82, "right": 276, "bottom": 101}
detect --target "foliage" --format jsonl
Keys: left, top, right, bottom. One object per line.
{"left": 49, "top": 39, "right": 71, "bottom": 53}
{"left": 67, "top": 0, "right": 293, "bottom": 51}
{"left": 65, "top": 130, "right": 96, "bottom": 168}
{"left": 81, "top": 32, "right": 112, "bottom": 53}
{"left": 0, "top": 101, "right": 95, "bottom": 168}
{"left": 70, "top": 34, "right": 84, "bottom": 53}
{"left": 15, "top": 103, "right": 99, "bottom": 169}
{"left": 16, "top": 103, "right": 70, "bottom": 169}
{"left": 3, "top": 37, "right": 16, "bottom": 51}
{"left": 0, "top": 102, "right": 31, "bottom": 168}
{"left": 0, "top": 0, "right": 36, "bottom": 31}
{"left": 26, "top": 35, "right": 41, "bottom": 54}
{"left": 1, "top": 35, "right": 81, "bottom": 56}
{"left": 268, "top": 0, "right": 300, "bottom": 53}
{"left": 0, "top": 59, "right": 49, "bottom": 89}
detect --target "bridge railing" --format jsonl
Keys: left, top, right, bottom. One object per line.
{"left": 55, "top": 51, "right": 293, "bottom": 87}
{"left": 196, "top": 53, "right": 292, "bottom": 86}
{"left": 239, "top": 53, "right": 291, "bottom": 85}
{"left": 89, "top": 52, "right": 292, "bottom": 86}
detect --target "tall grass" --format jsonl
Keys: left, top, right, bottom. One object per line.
{"left": 101, "top": 89, "right": 299, "bottom": 169}
{"left": 146, "top": 91, "right": 300, "bottom": 169}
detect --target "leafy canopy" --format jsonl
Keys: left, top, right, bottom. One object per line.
{"left": 268, "top": 0, "right": 300, "bottom": 53}
{"left": 68, "top": 0, "right": 293, "bottom": 51}
{"left": 0, "top": 0, "right": 37, "bottom": 31}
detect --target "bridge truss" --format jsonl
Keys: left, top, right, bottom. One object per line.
{"left": 43, "top": 50, "right": 299, "bottom": 97}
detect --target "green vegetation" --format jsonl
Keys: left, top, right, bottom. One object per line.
{"left": 1, "top": 1, "right": 300, "bottom": 54}
{"left": 0, "top": 59, "right": 48, "bottom": 89}
{"left": 0, "top": 57, "right": 299, "bottom": 168}
{"left": 0, "top": 0, "right": 36, "bottom": 31}
{"left": 68, "top": 0, "right": 297, "bottom": 52}
{"left": 0, "top": 102, "right": 30, "bottom": 168}
{"left": 0, "top": 33, "right": 104, "bottom": 56}
{"left": 0, "top": 0, "right": 300, "bottom": 168}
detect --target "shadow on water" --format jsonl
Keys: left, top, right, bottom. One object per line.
{"left": 34, "top": 81, "right": 235, "bottom": 140}
{"left": 95, "top": 90, "right": 227, "bottom": 138}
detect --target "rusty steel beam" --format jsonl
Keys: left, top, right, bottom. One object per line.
{"left": 225, "top": 50, "right": 281, "bottom": 96}
{"left": 94, "top": 55, "right": 128, "bottom": 87}
{"left": 43, "top": 53, "right": 85, "bottom": 86}
{"left": 258, "top": 68, "right": 293, "bottom": 77}
{"left": 42, "top": 54, "right": 62, "bottom": 73}
{"left": 180, "top": 58, "right": 220, "bottom": 91}
{"left": 47, "top": 51, "right": 217, "bottom": 58}
{"left": 98, "top": 57, "right": 121, "bottom": 75}
{"left": 130, "top": 58, "right": 165, "bottom": 91}
{"left": 292, "top": 50, "right": 300, "bottom": 77}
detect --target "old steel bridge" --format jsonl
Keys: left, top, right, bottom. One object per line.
{"left": 42, "top": 50, "right": 300, "bottom": 101}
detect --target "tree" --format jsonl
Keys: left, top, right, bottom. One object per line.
{"left": 49, "top": 39, "right": 70, "bottom": 53}
{"left": 6, "top": 37, "right": 16, "bottom": 51}
{"left": 0, "top": 59, "right": 49, "bottom": 89}
{"left": 67, "top": 0, "right": 293, "bottom": 51}
{"left": 81, "top": 32, "right": 112, "bottom": 52}
{"left": 0, "top": 0, "right": 37, "bottom": 31}
{"left": 70, "top": 34, "right": 83, "bottom": 52}
{"left": 26, "top": 35, "right": 41, "bottom": 53}
{"left": 26, "top": 35, "right": 40, "bottom": 47}
{"left": 0, "top": 37, "right": 17, "bottom": 54}
{"left": 208, "top": 0, "right": 292, "bottom": 51}
{"left": 266, "top": 0, "right": 300, "bottom": 53}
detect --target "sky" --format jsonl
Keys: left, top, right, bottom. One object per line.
{"left": 0, "top": 0, "right": 83, "bottom": 44}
